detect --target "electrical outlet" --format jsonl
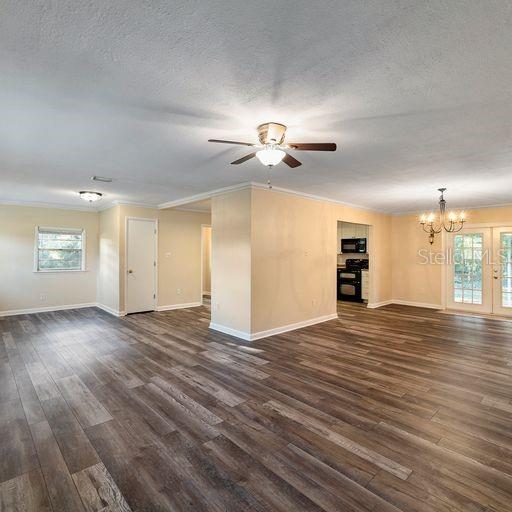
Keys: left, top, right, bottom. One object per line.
{"left": 176, "top": 288, "right": 181, "bottom": 295}
{"left": 165, "top": 252, "right": 171, "bottom": 258}
{"left": 40, "top": 294, "right": 47, "bottom": 301}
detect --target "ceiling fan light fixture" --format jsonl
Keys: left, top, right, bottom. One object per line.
{"left": 256, "top": 148, "right": 286, "bottom": 167}
{"left": 79, "top": 191, "right": 103, "bottom": 202}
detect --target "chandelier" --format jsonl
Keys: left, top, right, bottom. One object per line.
{"left": 420, "top": 188, "right": 466, "bottom": 244}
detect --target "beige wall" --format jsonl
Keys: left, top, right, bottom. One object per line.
{"left": 202, "top": 225, "right": 211, "bottom": 295}
{"left": 392, "top": 205, "right": 512, "bottom": 307}
{"left": 98, "top": 205, "right": 120, "bottom": 313}
{"left": 0, "top": 203, "right": 209, "bottom": 315}
{"left": 158, "top": 209, "right": 210, "bottom": 307}
{"left": 251, "top": 188, "right": 336, "bottom": 332}
{"left": 211, "top": 186, "right": 393, "bottom": 336}
{"left": 103, "top": 205, "right": 210, "bottom": 312}
{"left": 0, "top": 205, "right": 99, "bottom": 313}
{"left": 211, "top": 189, "right": 252, "bottom": 333}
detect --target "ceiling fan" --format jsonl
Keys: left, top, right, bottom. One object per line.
{"left": 208, "top": 122, "right": 337, "bottom": 169}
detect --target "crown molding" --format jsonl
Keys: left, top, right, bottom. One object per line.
{"left": 250, "top": 182, "right": 387, "bottom": 213}
{"left": 158, "top": 182, "right": 253, "bottom": 209}
{"left": 0, "top": 199, "right": 103, "bottom": 212}
{"left": 174, "top": 206, "right": 211, "bottom": 213}
{"left": 158, "top": 181, "right": 386, "bottom": 214}
{"left": 391, "top": 200, "right": 512, "bottom": 217}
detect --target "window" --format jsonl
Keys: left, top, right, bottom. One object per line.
{"left": 35, "top": 227, "right": 85, "bottom": 271}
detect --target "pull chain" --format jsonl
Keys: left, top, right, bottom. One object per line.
{"left": 267, "top": 165, "right": 273, "bottom": 189}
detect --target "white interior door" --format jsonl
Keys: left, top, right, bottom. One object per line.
{"left": 492, "top": 227, "right": 512, "bottom": 316}
{"left": 446, "top": 227, "right": 492, "bottom": 313}
{"left": 126, "top": 218, "right": 157, "bottom": 314}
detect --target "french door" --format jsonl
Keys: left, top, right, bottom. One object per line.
{"left": 446, "top": 226, "right": 512, "bottom": 315}
{"left": 492, "top": 227, "right": 512, "bottom": 316}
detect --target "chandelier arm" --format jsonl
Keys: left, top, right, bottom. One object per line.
{"left": 442, "top": 220, "right": 455, "bottom": 232}
{"left": 430, "top": 223, "right": 443, "bottom": 234}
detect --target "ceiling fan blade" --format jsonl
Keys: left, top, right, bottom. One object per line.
{"left": 283, "top": 153, "right": 302, "bottom": 168}
{"left": 230, "top": 152, "right": 256, "bottom": 165}
{"left": 286, "top": 143, "right": 337, "bottom": 151}
{"left": 208, "top": 139, "right": 255, "bottom": 147}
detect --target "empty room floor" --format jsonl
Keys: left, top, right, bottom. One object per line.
{"left": 1, "top": 303, "right": 511, "bottom": 511}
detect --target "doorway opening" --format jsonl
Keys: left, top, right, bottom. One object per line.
{"left": 201, "top": 224, "right": 212, "bottom": 305}
{"left": 445, "top": 225, "right": 512, "bottom": 316}
{"left": 336, "top": 221, "right": 371, "bottom": 306}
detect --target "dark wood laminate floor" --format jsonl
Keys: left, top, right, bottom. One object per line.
{"left": 1, "top": 302, "right": 512, "bottom": 511}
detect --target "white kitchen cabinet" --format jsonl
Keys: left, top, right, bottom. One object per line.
{"left": 361, "top": 270, "right": 369, "bottom": 301}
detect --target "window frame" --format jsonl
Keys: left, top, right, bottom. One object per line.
{"left": 33, "top": 226, "right": 87, "bottom": 273}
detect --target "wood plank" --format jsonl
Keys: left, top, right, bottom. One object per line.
{"left": 264, "top": 399, "right": 412, "bottom": 480}
{"left": 72, "top": 462, "right": 132, "bottom": 512}
{"left": 25, "top": 361, "right": 60, "bottom": 402}
{"left": 41, "top": 396, "right": 100, "bottom": 474}
{"left": 30, "top": 420, "right": 85, "bottom": 511}
{"left": 55, "top": 375, "right": 113, "bottom": 428}
{"left": 0, "top": 469, "right": 52, "bottom": 511}
{"left": 0, "top": 399, "right": 39, "bottom": 483}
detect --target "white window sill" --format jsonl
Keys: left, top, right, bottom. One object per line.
{"left": 33, "top": 269, "right": 88, "bottom": 273}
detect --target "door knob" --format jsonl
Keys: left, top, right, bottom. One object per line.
{"left": 128, "top": 269, "right": 133, "bottom": 274}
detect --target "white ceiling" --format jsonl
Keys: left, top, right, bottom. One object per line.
{"left": 1, "top": 1, "right": 511, "bottom": 213}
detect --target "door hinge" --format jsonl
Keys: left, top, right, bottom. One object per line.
{"left": 154, "top": 261, "right": 156, "bottom": 267}
{"left": 153, "top": 293, "right": 156, "bottom": 299}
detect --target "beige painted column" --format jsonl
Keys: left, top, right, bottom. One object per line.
{"left": 210, "top": 188, "right": 253, "bottom": 337}
{"left": 210, "top": 186, "right": 338, "bottom": 340}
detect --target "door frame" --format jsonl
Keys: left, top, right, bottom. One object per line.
{"left": 124, "top": 216, "right": 158, "bottom": 314}
{"left": 200, "top": 224, "right": 211, "bottom": 305}
{"left": 443, "top": 221, "right": 512, "bottom": 315}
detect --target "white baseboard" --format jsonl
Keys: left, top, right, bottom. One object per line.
{"left": 367, "top": 299, "right": 442, "bottom": 310}
{"left": 156, "top": 302, "right": 202, "bottom": 312}
{"left": 210, "top": 313, "right": 338, "bottom": 341}
{"left": 0, "top": 302, "right": 97, "bottom": 317}
{"left": 209, "top": 322, "right": 252, "bottom": 341}
{"left": 391, "top": 300, "right": 443, "bottom": 310}
{"left": 366, "top": 300, "right": 394, "bottom": 309}
{"left": 96, "top": 303, "right": 126, "bottom": 317}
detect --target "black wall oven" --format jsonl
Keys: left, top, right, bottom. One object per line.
{"left": 337, "top": 269, "right": 362, "bottom": 302}
{"left": 337, "top": 259, "right": 368, "bottom": 302}
{"left": 341, "top": 238, "right": 367, "bottom": 254}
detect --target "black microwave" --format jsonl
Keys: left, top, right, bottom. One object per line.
{"left": 341, "top": 238, "right": 367, "bottom": 253}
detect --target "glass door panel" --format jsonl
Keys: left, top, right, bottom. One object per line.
{"left": 492, "top": 228, "right": 512, "bottom": 315}
{"left": 452, "top": 233, "right": 483, "bottom": 305}
{"left": 446, "top": 228, "right": 492, "bottom": 313}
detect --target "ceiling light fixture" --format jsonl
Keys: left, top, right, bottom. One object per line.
{"left": 79, "top": 191, "right": 103, "bottom": 202}
{"left": 420, "top": 188, "right": 465, "bottom": 244}
{"left": 255, "top": 146, "right": 286, "bottom": 167}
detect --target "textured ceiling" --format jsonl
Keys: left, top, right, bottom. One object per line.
{"left": 1, "top": 1, "right": 511, "bottom": 213}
